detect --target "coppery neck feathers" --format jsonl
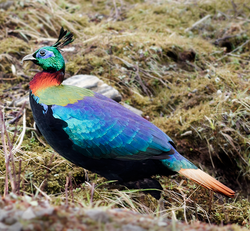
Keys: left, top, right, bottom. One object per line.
{"left": 29, "top": 70, "right": 64, "bottom": 95}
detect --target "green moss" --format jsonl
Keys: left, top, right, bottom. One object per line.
{"left": 0, "top": 37, "right": 29, "bottom": 55}
{"left": 1, "top": 0, "right": 250, "bottom": 228}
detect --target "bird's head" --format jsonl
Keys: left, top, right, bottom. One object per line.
{"left": 22, "top": 27, "right": 74, "bottom": 72}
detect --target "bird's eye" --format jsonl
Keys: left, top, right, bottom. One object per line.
{"left": 39, "top": 50, "right": 46, "bottom": 56}
{"left": 36, "top": 49, "right": 54, "bottom": 59}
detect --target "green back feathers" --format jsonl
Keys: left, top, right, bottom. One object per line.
{"left": 36, "top": 85, "right": 94, "bottom": 106}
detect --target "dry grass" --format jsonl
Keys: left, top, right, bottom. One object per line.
{"left": 1, "top": 0, "right": 250, "bottom": 229}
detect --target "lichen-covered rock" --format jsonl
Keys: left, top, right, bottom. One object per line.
{"left": 85, "top": 209, "right": 110, "bottom": 223}
{"left": 122, "top": 103, "right": 143, "bottom": 116}
{"left": 0, "top": 197, "right": 248, "bottom": 231}
{"left": 22, "top": 207, "right": 36, "bottom": 220}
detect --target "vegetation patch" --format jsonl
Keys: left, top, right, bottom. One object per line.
{"left": 1, "top": 0, "right": 250, "bottom": 229}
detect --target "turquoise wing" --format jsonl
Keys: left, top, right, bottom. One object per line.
{"left": 51, "top": 93, "right": 174, "bottom": 160}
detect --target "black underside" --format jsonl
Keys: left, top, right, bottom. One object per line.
{"left": 30, "top": 92, "right": 175, "bottom": 199}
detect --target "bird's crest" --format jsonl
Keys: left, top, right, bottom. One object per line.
{"left": 53, "top": 27, "right": 74, "bottom": 50}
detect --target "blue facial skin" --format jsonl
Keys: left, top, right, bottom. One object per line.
{"left": 36, "top": 49, "right": 55, "bottom": 59}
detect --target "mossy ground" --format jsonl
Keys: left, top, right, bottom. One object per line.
{"left": 1, "top": 0, "right": 250, "bottom": 229}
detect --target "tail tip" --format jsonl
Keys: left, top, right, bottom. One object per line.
{"left": 178, "top": 168, "right": 235, "bottom": 198}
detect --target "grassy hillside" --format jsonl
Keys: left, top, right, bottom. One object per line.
{"left": 1, "top": 0, "right": 250, "bottom": 229}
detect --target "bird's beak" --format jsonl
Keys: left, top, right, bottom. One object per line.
{"left": 21, "top": 53, "right": 36, "bottom": 64}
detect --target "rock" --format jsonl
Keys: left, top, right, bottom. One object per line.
{"left": 0, "top": 222, "right": 8, "bottom": 230}
{"left": 7, "top": 222, "right": 22, "bottom": 231}
{"left": 122, "top": 224, "right": 146, "bottom": 231}
{"left": 63, "top": 75, "right": 122, "bottom": 102}
{"left": 0, "top": 209, "right": 8, "bottom": 222}
{"left": 22, "top": 207, "right": 36, "bottom": 220}
{"left": 85, "top": 209, "right": 110, "bottom": 223}
{"left": 158, "top": 221, "right": 167, "bottom": 227}
{"left": 35, "top": 207, "right": 54, "bottom": 217}
{"left": 122, "top": 103, "right": 143, "bottom": 116}
{"left": 0, "top": 222, "right": 22, "bottom": 231}
{"left": 3, "top": 216, "right": 17, "bottom": 226}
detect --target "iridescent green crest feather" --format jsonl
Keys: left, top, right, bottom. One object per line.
{"left": 53, "top": 27, "right": 74, "bottom": 50}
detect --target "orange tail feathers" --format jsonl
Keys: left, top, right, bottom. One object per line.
{"left": 178, "top": 168, "right": 235, "bottom": 198}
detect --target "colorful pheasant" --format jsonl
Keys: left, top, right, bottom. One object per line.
{"left": 22, "top": 28, "right": 235, "bottom": 199}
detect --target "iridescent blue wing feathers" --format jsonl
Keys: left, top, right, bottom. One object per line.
{"left": 52, "top": 93, "right": 174, "bottom": 161}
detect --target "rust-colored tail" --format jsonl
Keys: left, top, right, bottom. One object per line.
{"left": 178, "top": 168, "right": 235, "bottom": 198}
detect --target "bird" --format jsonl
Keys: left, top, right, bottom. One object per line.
{"left": 22, "top": 27, "right": 235, "bottom": 199}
